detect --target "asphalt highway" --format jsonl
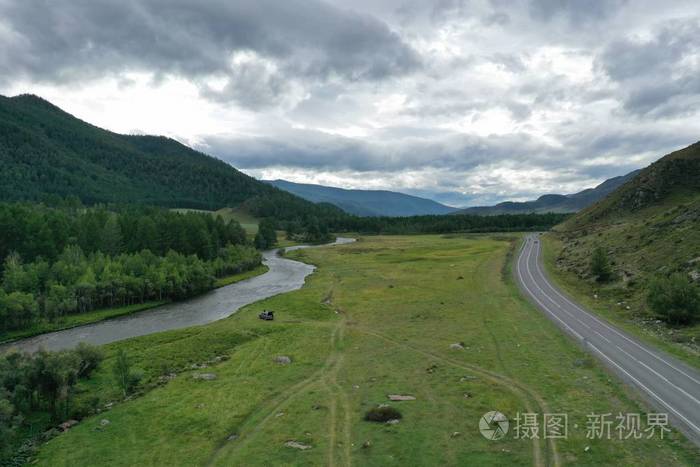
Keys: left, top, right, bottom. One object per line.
{"left": 515, "top": 234, "right": 700, "bottom": 447}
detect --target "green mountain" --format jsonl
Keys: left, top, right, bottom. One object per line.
{"left": 265, "top": 179, "right": 458, "bottom": 217}
{"left": 0, "top": 94, "right": 342, "bottom": 221}
{"left": 549, "top": 141, "right": 700, "bottom": 339}
{"left": 456, "top": 170, "right": 640, "bottom": 215}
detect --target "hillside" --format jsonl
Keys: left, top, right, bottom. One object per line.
{"left": 456, "top": 170, "right": 639, "bottom": 215}
{"left": 546, "top": 141, "right": 700, "bottom": 352}
{"left": 0, "top": 94, "right": 342, "bottom": 221}
{"left": 265, "top": 179, "right": 458, "bottom": 216}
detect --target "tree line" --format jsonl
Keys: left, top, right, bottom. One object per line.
{"left": 0, "top": 203, "right": 261, "bottom": 333}
{"left": 280, "top": 211, "right": 570, "bottom": 237}
{"left": 0, "top": 202, "right": 247, "bottom": 266}
{"left": 0, "top": 244, "right": 260, "bottom": 332}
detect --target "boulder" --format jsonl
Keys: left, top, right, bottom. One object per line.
{"left": 274, "top": 356, "right": 292, "bottom": 365}
{"left": 387, "top": 394, "right": 416, "bottom": 401}
{"left": 58, "top": 420, "right": 79, "bottom": 431}
{"left": 285, "top": 441, "right": 312, "bottom": 450}
{"left": 193, "top": 373, "right": 217, "bottom": 381}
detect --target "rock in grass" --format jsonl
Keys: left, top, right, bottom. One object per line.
{"left": 193, "top": 373, "right": 217, "bottom": 381}
{"left": 274, "top": 356, "right": 292, "bottom": 365}
{"left": 58, "top": 420, "right": 79, "bottom": 431}
{"left": 100, "top": 419, "right": 110, "bottom": 426}
{"left": 449, "top": 343, "right": 464, "bottom": 350}
{"left": 387, "top": 394, "right": 416, "bottom": 401}
{"left": 285, "top": 440, "right": 312, "bottom": 450}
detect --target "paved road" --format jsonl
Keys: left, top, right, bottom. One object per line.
{"left": 515, "top": 233, "right": 700, "bottom": 447}
{"left": 1, "top": 238, "right": 355, "bottom": 354}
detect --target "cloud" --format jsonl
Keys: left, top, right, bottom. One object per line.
{"left": 526, "top": 0, "right": 627, "bottom": 24}
{"left": 0, "top": 0, "right": 420, "bottom": 109}
{"left": 597, "top": 17, "right": 700, "bottom": 117}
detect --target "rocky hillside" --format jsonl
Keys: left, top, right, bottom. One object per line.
{"left": 548, "top": 141, "right": 700, "bottom": 348}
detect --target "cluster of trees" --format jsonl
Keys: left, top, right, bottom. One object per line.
{"left": 0, "top": 344, "right": 103, "bottom": 458}
{"left": 0, "top": 202, "right": 262, "bottom": 334}
{"left": 254, "top": 219, "right": 278, "bottom": 250}
{"left": 0, "top": 244, "right": 260, "bottom": 332}
{"left": 0, "top": 202, "right": 247, "bottom": 266}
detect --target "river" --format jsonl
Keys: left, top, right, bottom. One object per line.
{"left": 1, "top": 237, "right": 355, "bottom": 353}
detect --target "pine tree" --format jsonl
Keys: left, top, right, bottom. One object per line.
{"left": 590, "top": 246, "right": 613, "bottom": 282}
{"left": 100, "top": 216, "right": 123, "bottom": 256}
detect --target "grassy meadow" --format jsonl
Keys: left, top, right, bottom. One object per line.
{"left": 34, "top": 235, "right": 699, "bottom": 466}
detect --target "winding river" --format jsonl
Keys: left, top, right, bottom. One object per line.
{"left": 1, "top": 238, "right": 355, "bottom": 354}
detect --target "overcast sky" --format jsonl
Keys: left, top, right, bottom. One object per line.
{"left": 1, "top": 0, "right": 699, "bottom": 207}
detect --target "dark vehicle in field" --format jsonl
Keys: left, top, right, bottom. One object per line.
{"left": 259, "top": 310, "right": 274, "bottom": 321}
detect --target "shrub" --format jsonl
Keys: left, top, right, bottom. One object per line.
{"left": 364, "top": 406, "right": 402, "bottom": 423}
{"left": 74, "top": 343, "right": 104, "bottom": 378}
{"left": 647, "top": 273, "right": 700, "bottom": 325}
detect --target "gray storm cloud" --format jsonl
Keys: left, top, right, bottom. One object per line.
{"left": 0, "top": 0, "right": 420, "bottom": 108}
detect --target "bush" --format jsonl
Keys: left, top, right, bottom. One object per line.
{"left": 74, "top": 343, "right": 104, "bottom": 378}
{"left": 364, "top": 406, "right": 402, "bottom": 423}
{"left": 647, "top": 273, "right": 700, "bottom": 325}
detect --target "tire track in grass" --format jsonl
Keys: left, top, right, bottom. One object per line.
{"left": 205, "top": 321, "right": 343, "bottom": 466}
{"left": 355, "top": 326, "right": 560, "bottom": 467}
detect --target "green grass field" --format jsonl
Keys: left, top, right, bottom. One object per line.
{"left": 172, "top": 206, "right": 261, "bottom": 235}
{"left": 34, "top": 235, "right": 699, "bottom": 466}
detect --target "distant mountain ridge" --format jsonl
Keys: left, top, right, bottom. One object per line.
{"left": 455, "top": 170, "right": 641, "bottom": 215}
{"left": 264, "top": 179, "right": 458, "bottom": 217}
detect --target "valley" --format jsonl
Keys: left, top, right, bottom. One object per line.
{"left": 28, "top": 235, "right": 699, "bottom": 466}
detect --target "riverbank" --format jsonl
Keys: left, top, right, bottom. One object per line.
{"left": 2, "top": 239, "right": 353, "bottom": 353}
{"left": 0, "top": 265, "right": 269, "bottom": 348}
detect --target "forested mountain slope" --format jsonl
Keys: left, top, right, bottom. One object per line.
{"left": 0, "top": 94, "right": 342, "bottom": 221}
